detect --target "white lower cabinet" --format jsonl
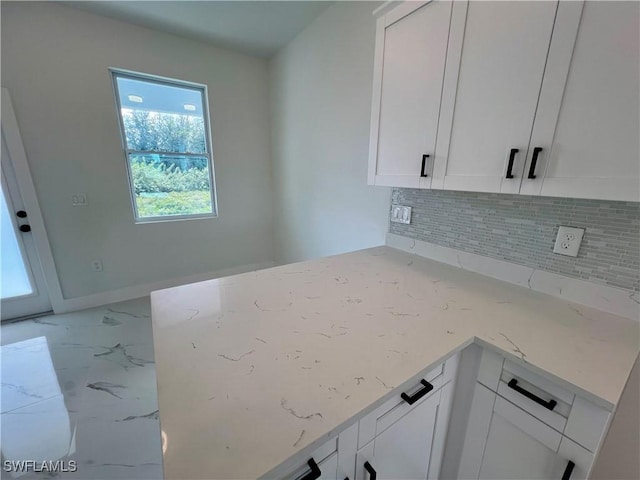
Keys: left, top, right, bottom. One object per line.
{"left": 278, "top": 356, "right": 457, "bottom": 480}
{"left": 353, "top": 357, "right": 458, "bottom": 480}
{"left": 457, "top": 380, "right": 597, "bottom": 480}
{"left": 279, "top": 348, "right": 612, "bottom": 480}
{"left": 355, "top": 385, "right": 450, "bottom": 480}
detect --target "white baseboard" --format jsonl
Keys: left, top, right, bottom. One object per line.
{"left": 53, "top": 261, "right": 278, "bottom": 314}
{"left": 386, "top": 233, "right": 640, "bottom": 321}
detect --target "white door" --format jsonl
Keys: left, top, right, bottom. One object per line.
{"left": 522, "top": 1, "right": 640, "bottom": 201}
{"left": 458, "top": 383, "right": 592, "bottom": 480}
{"left": 1, "top": 129, "right": 52, "bottom": 320}
{"left": 368, "top": 0, "right": 453, "bottom": 188}
{"left": 479, "top": 396, "right": 563, "bottom": 479}
{"left": 433, "top": 1, "right": 558, "bottom": 193}
{"left": 356, "top": 390, "right": 441, "bottom": 480}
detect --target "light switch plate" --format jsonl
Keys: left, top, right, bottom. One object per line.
{"left": 391, "top": 205, "right": 411, "bottom": 224}
{"left": 553, "top": 226, "right": 584, "bottom": 257}
{"left": 72, "top": 194, "right": 88, "bottom": 206}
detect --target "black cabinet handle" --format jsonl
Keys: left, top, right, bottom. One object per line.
{"left": 561, "top": 460, "right": 575, "bottom": 480}
{"left": 299, "top": 458, "right": 321, "bottom": 480}
{"left": 420, "top": 154, "right": 430, "bottom": 177}
{"left": 364, "top": 461, "right": 377, "bottom": 480}
{"left": 19, "top": 224, "right": 31, "bottom": 233}
{"left": 16, "top": 210, "right": 27, "bottom": 218}
{"left": 508, "top": 379, "right": 557, "bottom": 411}
{"left": 400, "top": 379, "right": 434, "bottom": 405}
{"left": 506, "top": 148, "right": 519, "bottom": 178}
{"left": 528, "top": 147, "right": 543, "bottom": 179}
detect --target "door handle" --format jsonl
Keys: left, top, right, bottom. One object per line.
{"left": 19, "top": 224, "right": 31, "bottom": 233}
{"left": 363, "top": 461, "right": 377, "bottom": 480}
{"left": 401, "top": 379, "right": 434, "bottom": 405}
{"left": 420, "top": 154, "right": 430, "bottom": 177}
{"left": 508, "top": 379, "right": 557, "bottom": 411}
{"left": 16, "top": 210, "right": 27, "bottom": 218}
{"left": 506, "top": 148, "right": 519, "bottom": 178}
{"left": 299, "top": 458, "right": 321, "bottom": 480}
{"left": 561, "top": 460, "right": 575, "bottom": 480}
{"left": 528, "top": 147, "right": 543, "bottom": 179}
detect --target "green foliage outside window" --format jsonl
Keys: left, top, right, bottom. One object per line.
{"left": 123, "top": 110, "right": 213, "bottom": 218}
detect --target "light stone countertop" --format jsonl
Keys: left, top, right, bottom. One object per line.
{"left": 150, "top": 246, "right": 639, "bottom": 479}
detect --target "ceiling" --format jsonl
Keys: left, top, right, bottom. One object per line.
{"left": 64, "top": 1, "right": 334, "bottom": 58}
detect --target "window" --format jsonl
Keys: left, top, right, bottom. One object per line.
{"left": 111, "top": 70, "right": 216, "bottom": 221}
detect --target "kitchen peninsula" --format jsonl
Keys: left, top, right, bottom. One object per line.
{"left": 151, "top": 246, "right": 639, "bottom": 479}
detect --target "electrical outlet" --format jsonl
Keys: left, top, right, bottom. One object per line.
{"left": 391, "top": 205, "right": 411, "bottom": 224}
{"left": 91, "top": 260, "right": 103, "bottom": 272}
{"left": 553, "top": 226, "right": 584, "bottom": 257}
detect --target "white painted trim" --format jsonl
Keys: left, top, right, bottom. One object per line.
{"left": 384, "top": 1, "right": 430, "bottom": 28}
{"left": 367, "top": 15, "right": 385, "bottom": 186}
{"left": 54, "top": 260, "right": 277, "bottom": 314}
{"left": 1, "top": 88, "right": 65, "bottom": 313}
{"left": 386, "top": 232, "right": 640, "bottom": 320}
{"left": 109, "top": 68, "right": 219, "bottom": 222}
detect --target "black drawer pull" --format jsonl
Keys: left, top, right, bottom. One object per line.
{"left": 364, "top": 461, "right": 377, "bottom": 480}
{"left": 528, "top": 147, "right": 543, "bottom": 179}
{"left": 299, "top": 458, "right": 321, "bottom": 480}
{"left": 19, "top": 224, "right": 31, "bottom": 233}
{"left": 420, "top": 154, "right": 430, "bottom": 177}
{"left": 506, "top": 148, "right": 518, "bottom": 178}
{"left": 400, "top": 379, "right": 434, "bottom": 405}
{"left": 561, "top": 460, "right": 575, "bottom": 480}
{"left": 508, "top": 379, "right": 557, "bottom": 411}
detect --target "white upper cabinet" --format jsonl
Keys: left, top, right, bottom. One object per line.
{"left": 369, "top": 0, "right": 639, "bottom": 202}
{"left": 368, "top": 0, "right": 453, "bottom": 188}
{"left": 431, "top": 1, "right": 558, "bottom": 194}
{"left": 521, "top": 1, "right": 640, "bottom": 201}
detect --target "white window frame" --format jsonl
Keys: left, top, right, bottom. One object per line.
{"left": 110, "top": 68, "right": 218, "bottom": 223}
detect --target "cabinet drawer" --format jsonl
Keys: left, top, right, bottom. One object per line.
{"left": 480, "top": 352, "right": 612, "bottom": 453}
{"left": 358, "top": 355, "right": 458, "bottom": 449}
{"left": 497, "top": 360, "right": 574, "bottom": 432}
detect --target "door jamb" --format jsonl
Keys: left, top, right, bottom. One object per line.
{"left": 2, "top": 87, "right": 64, "bottom": 312}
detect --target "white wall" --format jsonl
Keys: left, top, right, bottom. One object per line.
{"left": 1, "top": 2, "right": 275, "bottom": 301}
{"left": 269, "top": 1, "right": 390, "bottom": 264}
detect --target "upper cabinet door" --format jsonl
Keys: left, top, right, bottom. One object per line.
{"left": 431, "top": 1, "right": 558, "bottom": 194}
{"left": 521, "top": 1, "right": 640, "bottom": 201}
{"left": 368, "top": 1, "right": 453, "bottom": 188}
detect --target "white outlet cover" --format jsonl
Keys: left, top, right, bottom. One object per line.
{"left": 553, "top": 226, "right": 585, "bottom": 257}
{"left": 91, "top": 260, "right": 103, "bottom": 272}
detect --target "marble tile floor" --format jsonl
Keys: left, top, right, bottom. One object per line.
{"left": 1, "top": 298, "right": 163, "bottom": 480}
